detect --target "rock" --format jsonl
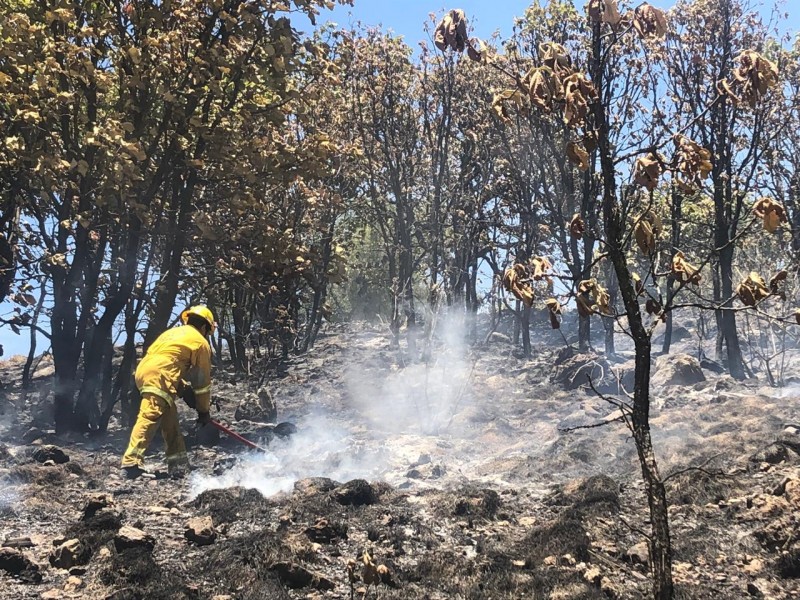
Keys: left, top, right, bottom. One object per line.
{"left": 82, "top": 494, "right": 113, "bottom": 520}
{"left": 294, "top": 477, "right": 339, "bottom": 496}
{"left": 113, "top": 526, "right": 155, "bottom": 552}
{"left": 626, "top": 541, "right": 649, "bottom": 566}
{"left": 551, "top": 353, "right": 612, "bottom": 391}
{"left": 331, "top": 479, "right": 378, "bottom": 506}
{"left": 549, "top": 475, "right": 619, "bottom": 514}
{"left": 2, "top": 537, "right": 33, "bottom": 549}
{"left": 270, "top": 561, "right": 334, "bottom": 590}
{"left": 583, "top": 566, "right": 601, "bottom": 585}
{"left": 747, "top": 581, "right": 765, "bottom": 597}
{"left": 21, "top": 428, "right": 44, "bottom": 444}
{"left": 31, "top": 445, "right": 69, "bottom": 464}
{"left": 785, "top": 479, "right": 800, "bottom": 507}
{"left": 64, "top": 575, "right": 83, "bottom": 592}
{"left": 234, "top": 387, "right": 277, "bottom": 422}
{"left": 0, "top": 444, "right": 11, "bottom": 463}
{"left": 600, "top": 576, "right": 621, "bottom": 598}
{"left": 0, "top": 547, "right": 42, "bottom": 583}
{"left": 652, "top": 353, "right": 705, "bottom": 387}
{"left": 273, "top": 421, "right": 297, "bottom": 438}
{"left": 184, "top": 516, "right": 216, "bottom": 546}
{"left": 750, "top": 443, "right": 789, "bottom": 465}
{"left": 488, "top": 332, "right": 511, "bottom": 345}
{"left": 49, "top": 539, "right": 88, "bottom": 569}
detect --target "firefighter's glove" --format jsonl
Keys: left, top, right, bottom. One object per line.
{"left": 197, "top": 411, "right": 211, "bottom": 426}
{"left": 180, "top": 386, "right": 197, "bottom": 410}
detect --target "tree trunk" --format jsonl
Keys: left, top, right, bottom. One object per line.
{"left": 718, "top": 246, "right": 745, "bottom": 379}
{"left": 591, "top": 18, "right": 673, "bottom": 599}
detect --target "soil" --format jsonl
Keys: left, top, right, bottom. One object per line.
{"left": 1, "top": 321, "right": 800, "bottom": 599}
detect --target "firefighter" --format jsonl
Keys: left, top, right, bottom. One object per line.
{"left": 121, "top": 306, "right": 215, "bottom": 479}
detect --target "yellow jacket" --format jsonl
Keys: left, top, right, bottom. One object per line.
{"left": 135, "top": 325, "right": 212, "bottom": 413}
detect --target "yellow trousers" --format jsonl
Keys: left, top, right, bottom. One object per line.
{"left": 121, "top": 393, "right": 188, "bottom": 470}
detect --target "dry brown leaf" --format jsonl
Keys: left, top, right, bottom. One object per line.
{"left": 569, "top": 213, "right": 585, "bottom": 239}
{"left": 545, "top": 298, "right": 562, "bottom": 329}
{"left": 632, "top": 3, "right": 668, "bottom": 38}
{"left": 540, "top": 42, "right": 572, "bottom": 79}
{"left": 563, "top": 73, "right": 598, "bottom": 128}
{"left": 634, "top": 210, "right": 662, "bottom": 254}
{"left": 753, "top": 197, "right": 788, "bottom": 233}
{"left": 566, "top": 141, "right": 590, "bottom": 170}
{"left": 530, "top": 256, "right": 553, "bottom": 281}
{"left": 434, "top": 10, "right": 469, "bottom": 52}
{"left": 634, "top": 153, "right": 661, "bottom": 191}
{"left": 525, "top": 66, "right": 559, "bottom": 111}
{"left": 673, "top": 134, "right": 712, "bottom": 191}
{"left": 732, "top": 50, "right": 779, "bottom": 108}
{"left": 503, "top": 264, "right": 534, "bottom": 307}
{"left": 578, "top": 278, "right": 613, "bottom": 316}
{"left": 588, "top": 0, "right": 623, "bottom": 25}
{"left": 492, "top": 89, "right": 524, "bottom": 124}
{"left": 672, "top": 251, "right": 701, "bottom": 285}
{"left": 736, "top": 271, "right": 770, "bottom": 307}
{"left": 769, "top": 270, "right": 788, "bottom": 299}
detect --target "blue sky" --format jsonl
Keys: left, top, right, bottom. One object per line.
{"left": 319, "top": 0, "right": 798, "bottom": 46}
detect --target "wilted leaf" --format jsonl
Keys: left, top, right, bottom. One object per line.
{"left": 634, "top": 153, "right": 661, "bottom": 191}
{"left": 503, "top": 264, "right": 535, "bottom": 307}
{"left": 566, "top": 141, "right": 590, "bottom": 170}
{"left": 525, "top": 66, "right": 559, "bottom": 111}
{"left": 672, "top": 251, "right": 701, "bottom": 285}
{"left": 632, "top": 3, "right": 668, "bottom": 38}
{"left": 752, "top": 197, "right": 787, "bottom": 233}
{"left": 562, "top": 73, "right": 597, "bottom": 128}
{"left": 736, "top": 272, "right": 770, "bottom": 306}
{"left": 732, "top": 50, "right": 779, "bottom": 108}
{"left": 645, "top": 298, "right": 665, "bottom": 322}
{"left": 633, "top": 210, "right": 662, "bottom": 254}
{"left": 530, "top": 256, "right": 553, "bottom": 282}
{"left": 434, "top": 9, "right": 469, "bottom": 53}
{"left": 540, "top": 42, "right": 572, "bottom": 79}
{"left": 578, "top": 278, "right": 612, "bottom": 315}
{"left": 545, "top": 298, "right": 562, "bottom": 329}
{"left": 588, "top": 0, "right": 623, "bottom": 25}
{"left": 569, "top": 213, "right": 585, "bottom": 239}
{"left": 673, "top": 135, "right": 712, "bottom": 192}
{"left": 769, "top": 270, "right": 787, "bottom": 299}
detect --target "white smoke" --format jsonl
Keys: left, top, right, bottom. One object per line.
{"left": 190, "top": 309, "right": 482, "bottom": 498}
{"left": 190, "top": 413, "right": 393, "bottom": 498}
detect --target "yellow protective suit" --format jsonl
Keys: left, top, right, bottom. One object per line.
{"left": 121, "top": 325, "right": 212, "bottom": 470}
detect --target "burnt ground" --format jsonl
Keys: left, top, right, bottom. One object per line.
{"left": 1, "top": 319, "right": 800, "bottom": 599}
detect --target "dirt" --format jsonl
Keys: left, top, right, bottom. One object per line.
{"left": 1, "top": 321, "right": 800, "bottom": 599}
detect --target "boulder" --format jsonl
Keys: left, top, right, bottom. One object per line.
{"left": 651, "top": 353, "right": 705, "bottom": 387}
{"left": 0, "top": 547, "right": 41, "bottom": 583}
{"left": 31, "top": 445, "right": 69, "bottom": 465}
{"left": 331, "top": 479, "right": 378, "bottom": 506}
{"left": 626, "top": 541, "right": 649, "bottom": 566}
{"left": 551, "top": 352, "right": 612, "bottom": 391}
{"left": 184, "top": 516, "right": 216, "bottom": 546}
{"left": 49, "top": 539, "right": 88, "bottom": 569}
{"left": 113, "top": 526, "right": 155, "bottom": 552}
{"left": 234, "top": 387, "right": 277, "bottom": 423}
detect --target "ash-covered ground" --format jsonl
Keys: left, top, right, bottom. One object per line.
{"left": 1, "top": 318, "right": 800, "bottom": 599}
